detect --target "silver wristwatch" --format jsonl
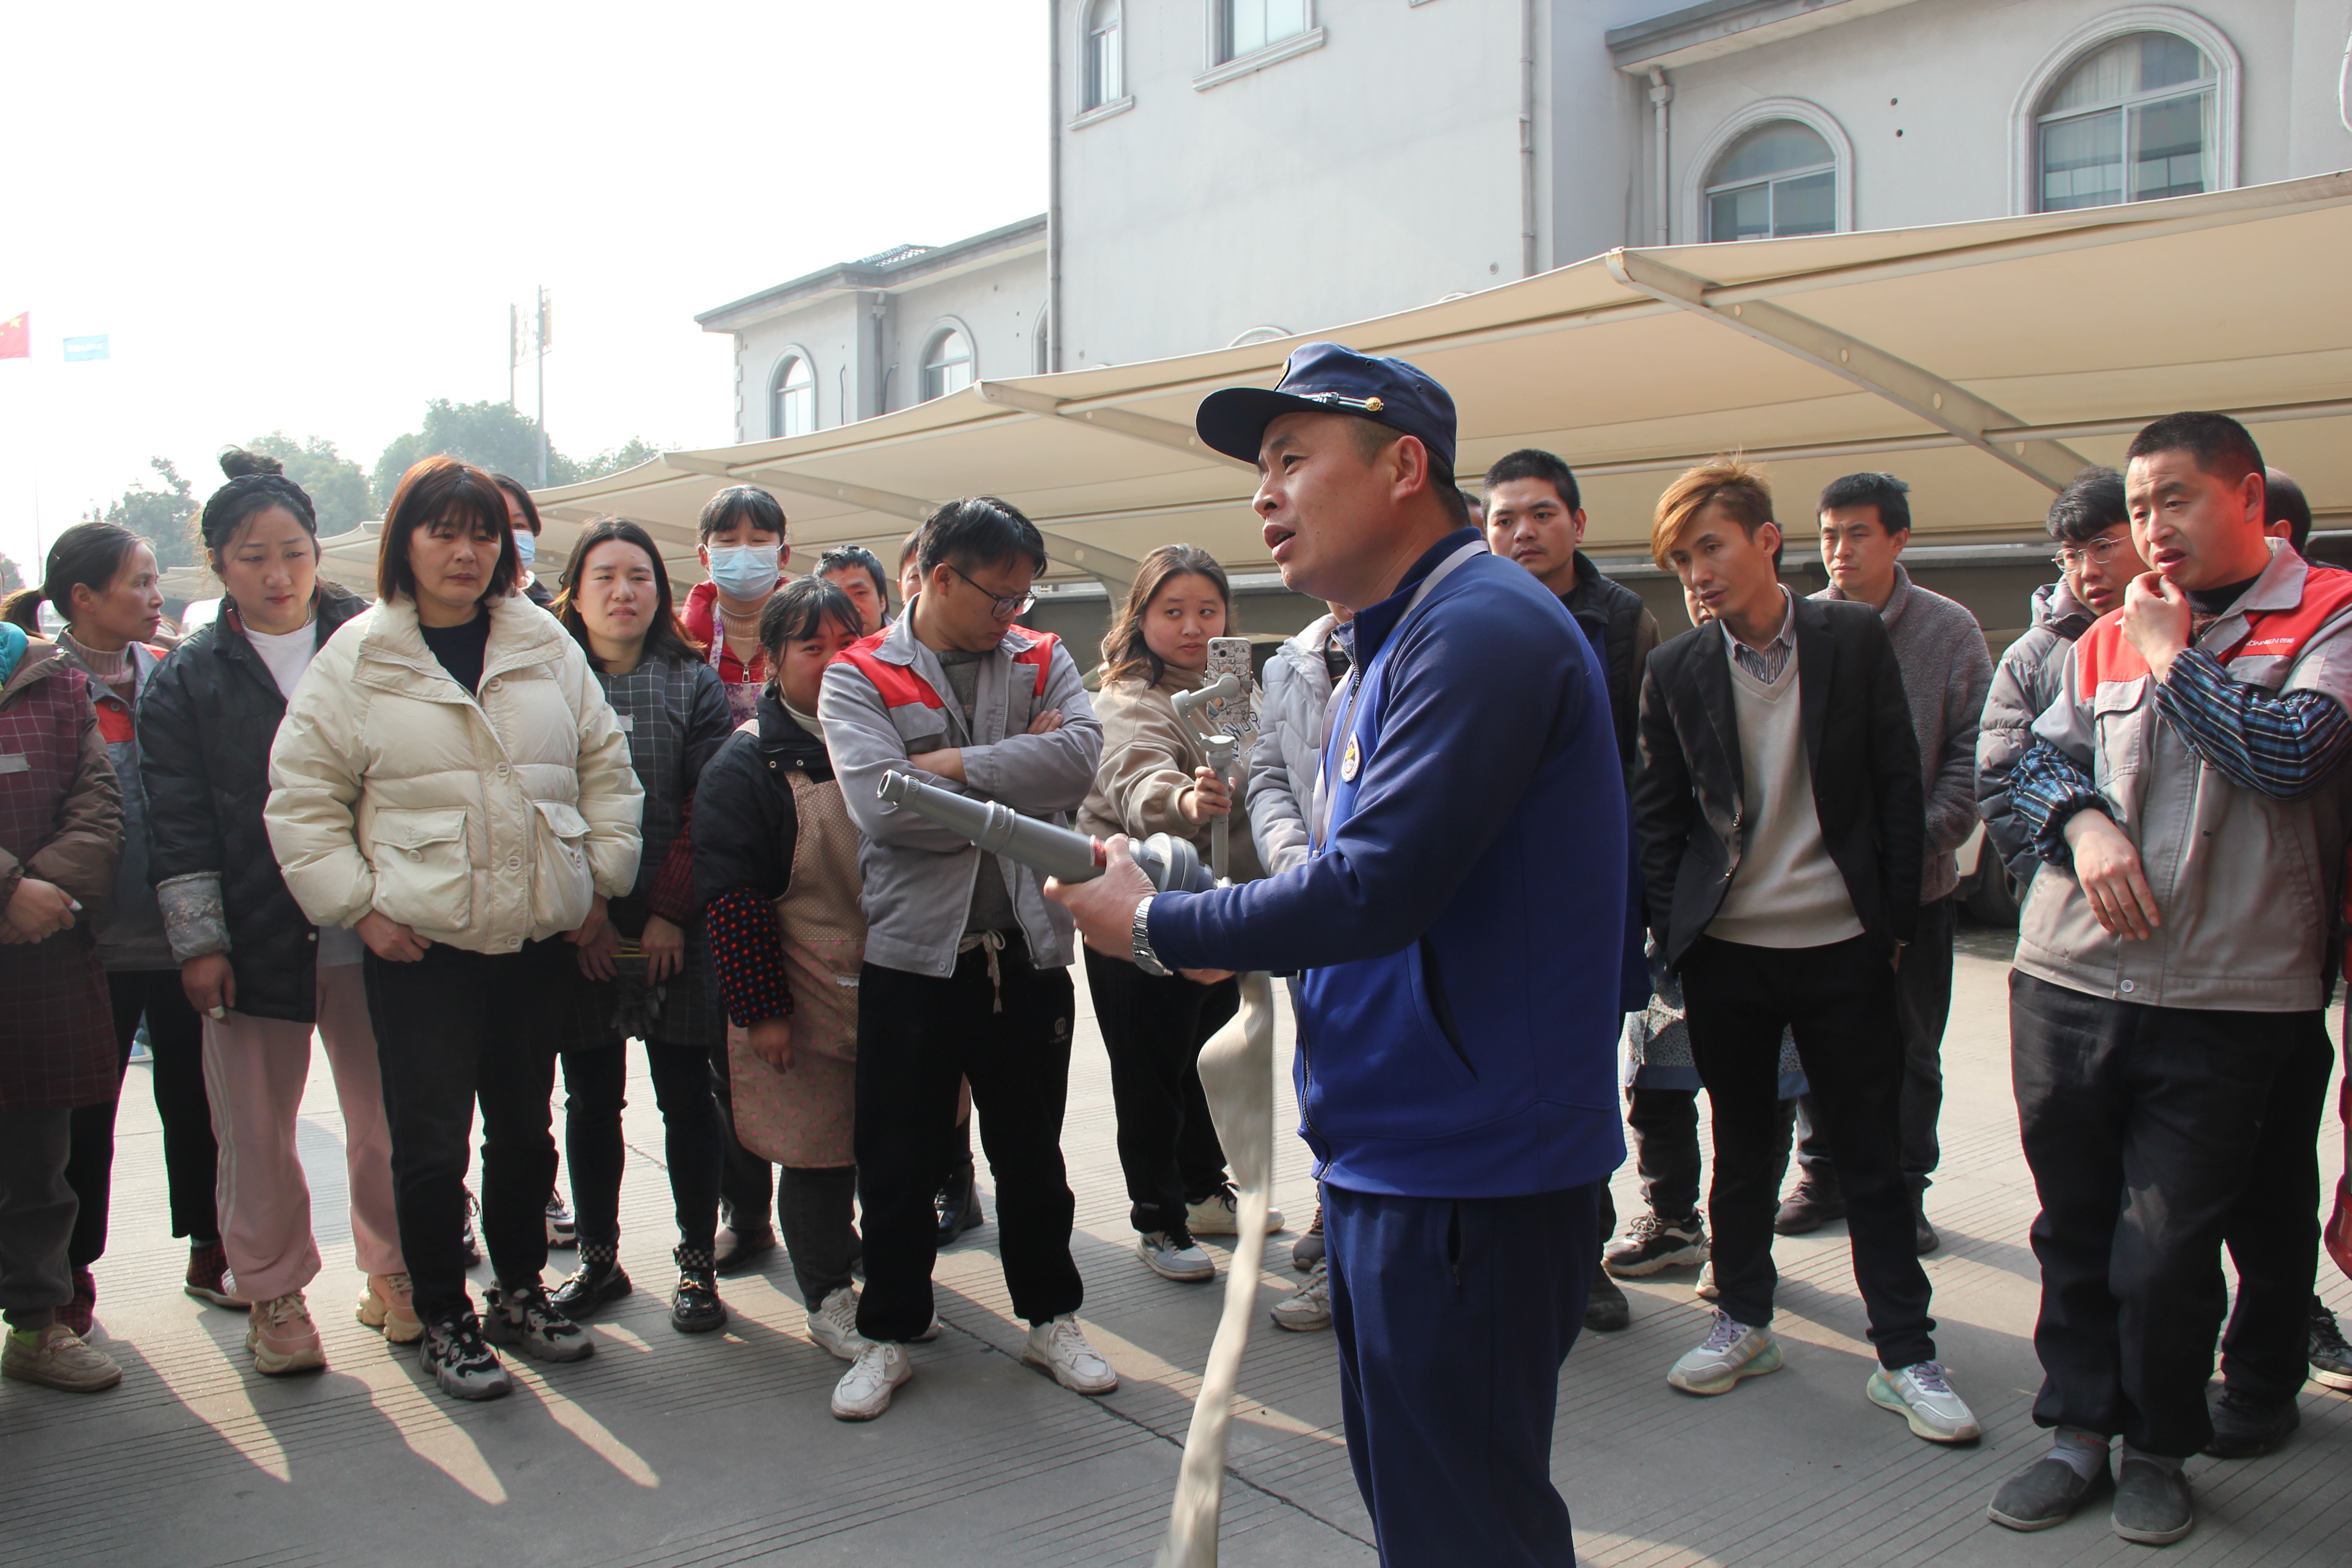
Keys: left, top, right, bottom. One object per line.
{"left": 1131, "top": 896, "right": 1171, "bottom": 977}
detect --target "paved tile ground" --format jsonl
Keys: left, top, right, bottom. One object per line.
{"left": 3, "top": 920, "right": 2346, "bottom": 1566}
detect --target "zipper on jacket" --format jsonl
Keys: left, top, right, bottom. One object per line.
{"left": 1295, "top": 1025, "right": 1330, "bottom": 1162}
{"left": 1418, "top": 935, "right": 1477, "bottom": 1078}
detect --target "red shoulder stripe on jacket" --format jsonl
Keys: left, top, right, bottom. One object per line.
{"left": 1010, "top": 627, "right": 1058, "bottom": 699}
{"left": 835, "top": 631, "right": 943, "bottom": 710}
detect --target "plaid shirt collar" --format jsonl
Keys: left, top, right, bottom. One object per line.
{"left": 1727, "top": 587, "right": 1798, "bottom": 683}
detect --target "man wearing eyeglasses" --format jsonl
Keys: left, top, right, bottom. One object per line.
{"left": 818, "top": 496, "right": 1117, "bottom": 1422}
{"left": 1979, "top": 468, "right": 2146, "bottom": 900}
{"left": 1776, "top": 474, "right": 1993, "bottom": 1256}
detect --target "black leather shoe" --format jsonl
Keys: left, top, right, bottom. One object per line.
{"left": 1773, "top": 1178, "right": 1847, "bottom": 1235}
{"left": 2203, "top": 1387, "right": 2299, "bottom": 1458}
{"left": 1914, "top": 1196, "right": 1940, "bottom": 1256}
{"left": 670, "top": 1267, "right": 729, "bottom": 1334}
{"left": 1584, "top": 1270, "right": 1631, "bottom": 1333}
{"left": 550, "top": 1256, "right": 632, "bottom": 1317}
{"left": 935, "top": 1161, "right": 985, "bottom": 1244}
{"left": 713, "top": 1225, "right": 777, "bottom": 1277}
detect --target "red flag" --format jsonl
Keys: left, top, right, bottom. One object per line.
{"left": 0, "top": 312, "right": 25, "bottom": 358}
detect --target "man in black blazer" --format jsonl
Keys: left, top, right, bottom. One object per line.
{"left": 1632, "top": 457, "right": 1977, "bottom": 1446}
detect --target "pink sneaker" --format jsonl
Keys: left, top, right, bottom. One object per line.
{"left": 357, "top": 1273, "right": 423, "bottom": 1345}
{"left": 247, "top": 1291, "right": 326, "bottom": 1376}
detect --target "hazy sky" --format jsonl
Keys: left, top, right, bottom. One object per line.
{"left": 0, "top": 0, "right": 1044, "bottom": 577}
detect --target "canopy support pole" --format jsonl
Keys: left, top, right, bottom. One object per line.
{"left": 1604, "top": 249, "right": 2092, "bottom": 493}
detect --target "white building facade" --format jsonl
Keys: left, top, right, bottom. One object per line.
{"left": 705, "top": 1, "right": 2349, "bottom": 442}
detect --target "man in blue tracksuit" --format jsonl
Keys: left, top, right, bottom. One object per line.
{"left": 1049, "top": 343, "right": 1627, "bottom": 1567}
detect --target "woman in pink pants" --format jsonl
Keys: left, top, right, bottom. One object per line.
{"left": 138, "top": 451, "right": 409, "bottom": 1376}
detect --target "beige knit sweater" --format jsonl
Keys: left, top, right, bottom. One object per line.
{"left": 1078, "top": 669, "right": 1264, "bottom": 883}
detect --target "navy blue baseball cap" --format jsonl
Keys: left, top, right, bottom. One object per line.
{"left": 1196, "top": 342, "right": 1458, "bottom": 473}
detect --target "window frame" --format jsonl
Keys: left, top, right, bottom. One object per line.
{"left": 1678, "top": 99, "right": 1854, "bottom": 246}
{"left": 1703, "top": 125, "right": 1839, "bottom": 243}
{"left": 920, "top": 323, "right": 976, "bottom": 403}
{"left": 1195, "top": 0, "right": 1323, "bottom": 91}
{"left": 1081, "top": 0, "right": 1123, "bottom": 113}
{"left": 769, "top": 349, "right": 818, "bottom": 440}
{"left": 2007, "top": 8, "right": 2240, "bottom": 216}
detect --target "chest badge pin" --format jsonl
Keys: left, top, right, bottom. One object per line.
{"left": 1339, "top": 732, "right": 1361, "bottom": 783}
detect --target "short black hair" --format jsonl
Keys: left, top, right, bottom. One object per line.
{"left": 2267, "top": 467, "right": 2312, "bottom": 554}
{"left": 697, "top": 485, "right": 788, "bottom": 545}
{"left": 757, "top": 573, "right": 862, "bottom": 663}
{"left": 2126, "top": 412, "right": 2263, "bottom": 487}
{"left": 1483, "top": 448, "right": 1581, "bottom": 513}
{"left": 917, "top": 496, "right": 1048, "bottom": 578}
{"left": 1818, "top": 471, "right": 1912, "bottom": 536}
{"left": 817, "top": 545, "right": 890, "bottom": 605}
{"left": 2045, "top": 467, "right": 2128, "bottom": 546}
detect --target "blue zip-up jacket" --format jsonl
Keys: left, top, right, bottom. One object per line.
{"left": 1148, "top": 529, "right": 1627, "bottom": 1198}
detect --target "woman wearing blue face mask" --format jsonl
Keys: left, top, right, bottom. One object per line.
{"left": 493, "top": 474, "right": 554, "bottom": 609}
{"left": 681, "top": 486, "right": 790, "bottom": 728}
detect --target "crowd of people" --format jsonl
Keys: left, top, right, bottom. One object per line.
{"left": 0, "top": 344, "right": 2347, "bottom": 1563}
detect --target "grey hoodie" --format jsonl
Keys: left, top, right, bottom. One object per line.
{"left": 818, "top": 609, "right": 1102, "bottom": 978}
{"left": 1976, "top": 578, "right": 2096, "bottom": 887}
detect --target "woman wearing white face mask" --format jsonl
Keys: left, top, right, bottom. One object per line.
{"left": 493, "top": 474, "right": 554, "bottom": 610}
{"left": 677, "top": 485, "right": 793, "bottom": 1270}
{"left": 680, "top": 486, "right": 790, "bottom": 728}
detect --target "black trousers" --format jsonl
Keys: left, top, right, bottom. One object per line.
{"left": 365, "top": 941, "right": 566, "bottom": 1323}
{"left": 1795, "top": 894, "right": 1955, "bottom": 1190}
{"left": 1328, "top": 1182, "right": 1597, "bottom": 1568}
{"left": 854, "top": 943, "right": 1082, "bottom": 1342}
{"left": 2218, "top": 1009, "right": 2337, "bottom": 1403}
{"left": 67, "top": 969, "right": 217, "bottom": 1267}
{"left": 1681, "top": 935, "right": 1935, "bottom": 1368}
{"left": 560, "top": 1039, "right": 722, "bottom": 1254}
{"left": 1083, "top": 947, "right": 1236, "bottom": 1235}
{"left": 2010, "top": 972, "right": 2298, "bottom": 1456}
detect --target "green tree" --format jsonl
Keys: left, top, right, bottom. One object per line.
{"left": 87, "top": 457, "right": 201, "bottom": 570}
{"left": 242, "top": 432, "right": 372, "bottom": 534}
{"left": 576, "top": 437, "right": 663, "bottom": 481}
{"left": 372, "top": 399, "right": 579, "bottom": 510}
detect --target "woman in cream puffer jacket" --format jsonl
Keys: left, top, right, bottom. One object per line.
{"left": 263, "top": 456, "right": 640, "bottom": 1402}
{"left": 265, "top": 588, "right": 641, "bottom": 951}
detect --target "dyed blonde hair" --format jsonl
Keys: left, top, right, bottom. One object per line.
{"left": 1650, "top": 455, "right": 1775, "bottom": 568}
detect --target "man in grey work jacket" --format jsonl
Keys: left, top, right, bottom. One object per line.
{"left": 1051, "top": 343, "right": 1627, "bottom": 1568}
{"left": 818, "top": 495, "right": 1117, "bottom": 1423}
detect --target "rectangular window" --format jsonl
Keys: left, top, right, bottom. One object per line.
{"left": 2042, "top": 109, "right": 2124, "bottom": 211}
{"left": 2131, "top": 91, "right": 2212, "bottom": 201}
{"left": 1772, "top": 171, "right": 1837, "bottom": 237}
{"left": 1223, "top": 0, "right": 1308, "bottom": 64}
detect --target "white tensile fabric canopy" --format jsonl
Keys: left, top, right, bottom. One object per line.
{"left": 315, "top": 171, "right": 2352, "bottom": 596}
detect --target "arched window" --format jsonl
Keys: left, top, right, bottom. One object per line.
{"left": 1083, "top": 0, "right": 1122, "bottom": 111}
{"left": 1220, "top": 0, "right": 1308, "bottom": 64}
{"left": 1705, "top": 121, "right": 1837, "bottom": 242}
{"left": 770, "top": 354, "right": 815, "bottom": 439}
{"left": 1227, "top": 325, "right": 1293, "bottom": 348}
{"left": 2037, "top": 31, "right": 2216, "bottom": 211}
{"left": 921, "top": 328, "right": 974, "bottom": 401}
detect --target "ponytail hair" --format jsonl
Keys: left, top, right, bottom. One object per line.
{"left": 1, "top": 521, "right": 147, "bottom": 632}
{"left": 198, "top": 449, "right": 318, "bottom": 561}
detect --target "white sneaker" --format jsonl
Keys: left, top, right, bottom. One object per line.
{"left": 1271, "top": 1261, "right": 1332, "bottom": 1333}
{"left": 829, "top": 1340, "right": 911, "bottom": 1421}
{"left": 1694, "top": 1262, "right": 1720, "bottom": 1300}
{"left": 1868, "top": 1360, "right": 1982, "bottom": 1443}
{"left": 1186, "top": 1186, "right": 1283, "bottom": 1236}
{"left": 808, "top": 1286, "right": 866, "bottom": 1361}
{"left": 1139, "top": 1230, "right": 1215, "bottom": 1282}
{"left": 1667, "top": 1309, "right": 1783, "bottom": 1395}
{"left": 1023, "top": 1314, "right": 1117, "bottom": 1394}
